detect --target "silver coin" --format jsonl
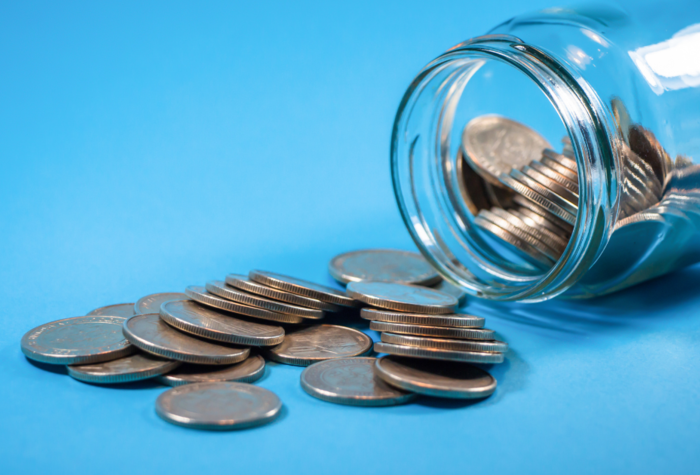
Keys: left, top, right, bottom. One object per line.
{"left": 462, "top": 115, "right": 551, "bottom": 185}
{"left": 205, "top": 281, "right": 324, "bottom": 319}
{"left": 479, "top": 209, "right": 560, "bottom": 260}
{"left": 509, "top": 169, "right": 578, "bottom": 213}
{"left": 380, "top": 332, "right": 508, "bottom": 353}
{"left": 300, "top": 357, "right": 417, "bottom": 406}
{"left": 262, "top": 325, "right": 373, "bottom": 366}
{"left": 498, "top": 172, "right": 577, "bottom": 224}
{"left": 540, "top": 154, "right": 579, "bottom": 182}
{"left": 21, "top": 316, "right": 135, "bottom": 365}
{"left": 487, "top": 208, "right": 566, "bottom": 255}
{"left": 249, "top": 270, "right": 358, "bottom": 307}
{"left": 369, "top": 321, "right": 495, "bottom": 340}
{"left": 328, "top": 249, "right": 441, "bottom": 286}
{"left": 159, "top": 300, "right": 284, "bottom": 347}
{"left": 134, "top": 293, "right": 188, "bottom": 315}
{"left": 68, "top": 352, "right": 181, "bottom": 384}
{"left": 346, "top": 282, "right": 457, "bottom": 315}
{"left": 225, "top": 274, "right": 341, "bottom": 312}
{"left": 122, "top": 313, "right": 250, "bottom": 364}
{"left": 361, "top": 308, "right": 484, "bottom": 328}
{"left": 186, "top": 285, "right": 304, "bottom": 324}
{"left": 374, "top": 342, "right": 504, "bottom": 364}
{"left": 158, "top": 354, "right": 266, "bottom": 387}
{"left": 511, "top": 208, "right": 570, "bottom": 238}
{"left": 529, "top": 160, "right": 578, "bottom": 193}
{"left": 544, "top": 147, "right": 577, "bottom": 171}
{"left": 430, "top": 280, "right": 467, "bottom": 307}
{"left": 374, "top": 355, "right": 497, "bottom": 399}
{"left": 521, "top": 165, "right": 579, "bottom": 204}
{"left": 155, "top": 382, "right": 282, "bottom": 430}
{"left": 87, "top": 303, "right": 135, "bottom": 318}
{"left": 513, "top": 194, "right": 574, "bottom": 233}
{"left": 474, "top": 214, "right": 555, "bottom": 268}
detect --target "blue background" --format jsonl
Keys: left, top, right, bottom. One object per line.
{"left": 2, "top": 1, "right": 699, "bottom": 474}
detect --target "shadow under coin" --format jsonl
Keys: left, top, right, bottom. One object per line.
{"left": 26, "top": 357, "right": 68, "bottom": 375}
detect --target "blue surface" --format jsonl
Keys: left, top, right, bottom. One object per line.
{"left": 2, "top": 1, "right": 699, "bottom": 474}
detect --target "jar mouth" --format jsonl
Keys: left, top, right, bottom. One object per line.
{"left": 391, "top": 35, "right": 616, "bottom": 301}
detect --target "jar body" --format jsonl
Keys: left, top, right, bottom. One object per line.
{"left": 391, "top": 1, "right": 700, "bottom": 301}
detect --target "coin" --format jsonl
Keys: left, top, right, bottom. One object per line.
{"left": 369, "top": 321, "right": 495, "bottom": 340}
{"left": 300, "top": 357, "right": 417, "bottom": 406}
{"left": 159, "top": 300, "right": 284, "bottom": 347}
{"left": 262, "top": 325, "right": 373, "bottom": 366}
{"left": 360, "top": 308, "right": 484, "bottom": 328}
{"left": 158, "top": 354, "right": 266, "bottom": 387}
{"left": 374, "top": 355, "right": 497, "bottom": 399}
{"left": 225, "top": 274, "right": 341, "bottom": 312}
{"left": 21, "top": 316, "right": 135, "bottom": 365}
{"left": 478, "top": 209, "right": 560, "bottom": 261}
{"left": 346, "top": 282, "right": 457, "bottom": 315}
{"left": 474, "top": 214, "right": 555, "bottom": 268}
{"left": 529, "top": 160, "right": 578, "bottom": 193}
{"left": 249, "top": 270, "right": 358, "bottom": 307}
{"left": 487, "top": 208, "right": 566, "bottom": 255}
{"left": 185, "top": 285, "right": 304, "bottom": 324}
{"left": 374, "top": 342, "right": 504, "bottom": 363}
{"left": 68, "top": 352, "right": 180, "bottom": 384}
{"left": 155, "top": 382, "right": 282, "bottom": 430}
{"left": 430, "top": 280, "right": 467, "bottom": 307}
{"left": 521, "top": 166, "right": 579, "bottom": 204}
{"left": 328, "top": 249, "right": 441, "bottom": 286}
{"left": 87, "top": 303, "right": 136, "bottom": 318}
{"left": 122, "top": 313, "right": 250, "bottom": 364}
{"left": 498, "top": 172, "right": 577, "bottom": 224}
{"left": 513, "top": 194, "right": 574, "bottom": 233}
{"left": 205, "top": 281, "right": 324, "bottom": 319}
{"left": 462, "top": 115, "right": 551, "bottom": 185}
{"left": 134, "top": 293, "right": 188, "bottom": 315}
{"left": 380, "top": 332, "right": 508, "bottom": 353}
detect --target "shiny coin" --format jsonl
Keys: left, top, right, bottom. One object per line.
{"left": 361, "top": 308, "right": 484, "bottom": 328}
{"left": 225, "top": 274, "right": 341, "bottom": 312}
{"left": 301, "top": 357, "right": 417, "bottom": 406}
{"left": 381, "top": 332, "right": 507, "bottom": 353}
{"left": 21, "top": 316, "right": 134, "bottom": 365}
{"left": 158, "top": 354, "right": 265, "bottom": 387}
{"left": 474, "top": 213, "right": 554, "bottom": 268}
{"left": 487, "top": 208, "right": 566, "bottom": 255}
{"left": 262, "top": 325, "right": 373, "bottom": 366}
{"left": 498, "top": 172, "right": 577, "bottom": 224}
{"left": 374, "top": 342, "right": 504, "bottom": 363}
{"left": 159, "top": 300, "right": 284, "bottom": 347}
{"left": 122, "top": 313, "right": 250, "bottom": 364}
{"left": 478, "top": 209, "right": 559, "bottom": 262}
{"left": 186, "top": 285, "right": 303, "bottom": 324}
{"left": 328, "top": 249, "right": 441, "bottom": 286}
{"left": 155, "top": 382, "right": 282, "bottom": 430}
{"left": 374, "top": 355, "right": 497, "bottom": 399}
{"left": 369, "top": 321, "right": 494, "bottom": 340}
{"left": 134, "top": 292, "right": 188, "bottom": 315}
{"left": 87, "top": 303, "right": 135, "bottom": 318}
{"left": 68, "top": 352, "right": 180, "bottom": 384}
{"left": 513, "top": 194, "right": 574, "bottom": 233}
{"left": 430, "top": 280, "right": 467, "bottom": 307}
{"left": 346, "top": 282, "right": 457, "bottom": 315}
{"left": 249, "top": 270, "right": 358, "bottom": 307}
{"left": 205, "top": 281, "right": 323, "bottom": 319}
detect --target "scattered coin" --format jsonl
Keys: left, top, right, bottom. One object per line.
{"left": 134, "top": 293, "right": 188, "bottom": 315}
{"left": 87, "top": 303, "right": 136, "bottom": 318}
{"left": 301, "top": 357, "right": 417, "bottom": 406}
{"left": 262, "top": 325, "right": 373, "bottom": 366}
{"left": 21, "top": 316, "right": 135, "bottom": 365}
{"left": 249, "top": 270, "right": 358, "bottom": 307}
{"left": 369, "top": 321, "right": 494, "bottom": 340}
{"left": 430, "top": 280, "right": 467, "bottom": 306}
{"left": 68, "top": 352, "right": 180, "bottom": 384}
{"left": 346, "top": 282, "right": 457, "bottom": 315}
{"left": 158, "top": 354, "right": 266, "bottom": 387}
{"left": 374, "top": 342, "right": 504, "bottom": 364}
{"left": 225, "top": 274, "right": 341, "bottom": 312}
{"left": 380, "top": 332, "right": 508, "bottom": 353}
{"left": 361, "top": 308, "right": 484, "bottom": 328}
{"left": 374, "top": 356, "right": 497, "bottom": 399}
{"left": 122, "top": 313, "right": 250, "bottom": 365}
{"left": 155, "top": 382, "right": 282, "bottom": 430}
{"left": 328, "top": 249, "right": 441, "bottom": 286}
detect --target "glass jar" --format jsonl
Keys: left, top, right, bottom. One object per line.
{"left": 391, "top": 1, "right": 700, "bottom": 302}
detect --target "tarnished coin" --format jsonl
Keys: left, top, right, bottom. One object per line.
{"left": 346, "top": 282, "right": 457, "bottom": 315}
{"left": 159, "top": 300, "right": 284, "bottom": 347}
{"left": 122, "top": 313, "right": 250, "bottom": 364}
{"left": 185, "top": 286, "right": 303, "bottom": 324}
{"left": 156, "top": 382, "right": 282, "bottom": 430}
{"left": 369, "top": 321, "right": 494, "bottom": 340}
{"left": 262, "top": 325, "right": 373, "bottom": 366}
{"left": 361, "top": 308, "right": 484, "bottom": 328}
{"left": 205, "top": 281, "right": 324, "bottom": 319}
{"left": 21, "top": 316, "right": 135, "bottom": 365}
{"left": 249, "top": 270, "right": 358, "bottom": 307}
{"left": 462, "top": 115, "right": 551, "bottom": 185}
{"left": 134, "top": 293, "right": 188, "bottom": 315}
{"left": 374, "top": 342, "right": 504, "bottom": 364}
{"left": 381, "top": 332, "right": 507, "bottom": 353}
{"left": 87, "top": 303, "right": 135, "bottom": 318}
{"left": 68, "top": 352, "right": 180, "bottom": 384}
{"left": 301, "top": 357, "right": 417, "bottom": 406}
{"left": 225, "top": 274, "right": 341, "bottom": 312}
{"left": 431, "top": 280, "right": 467, "bottom": 307}
{"left": 328, "top": 249, "right": 441, "bottom": 286}
{"left": 158, "top": 355, "right": 266, "bottom": 387}
{"left": 374, "top": 356, "right": 497, "bottom": 399}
